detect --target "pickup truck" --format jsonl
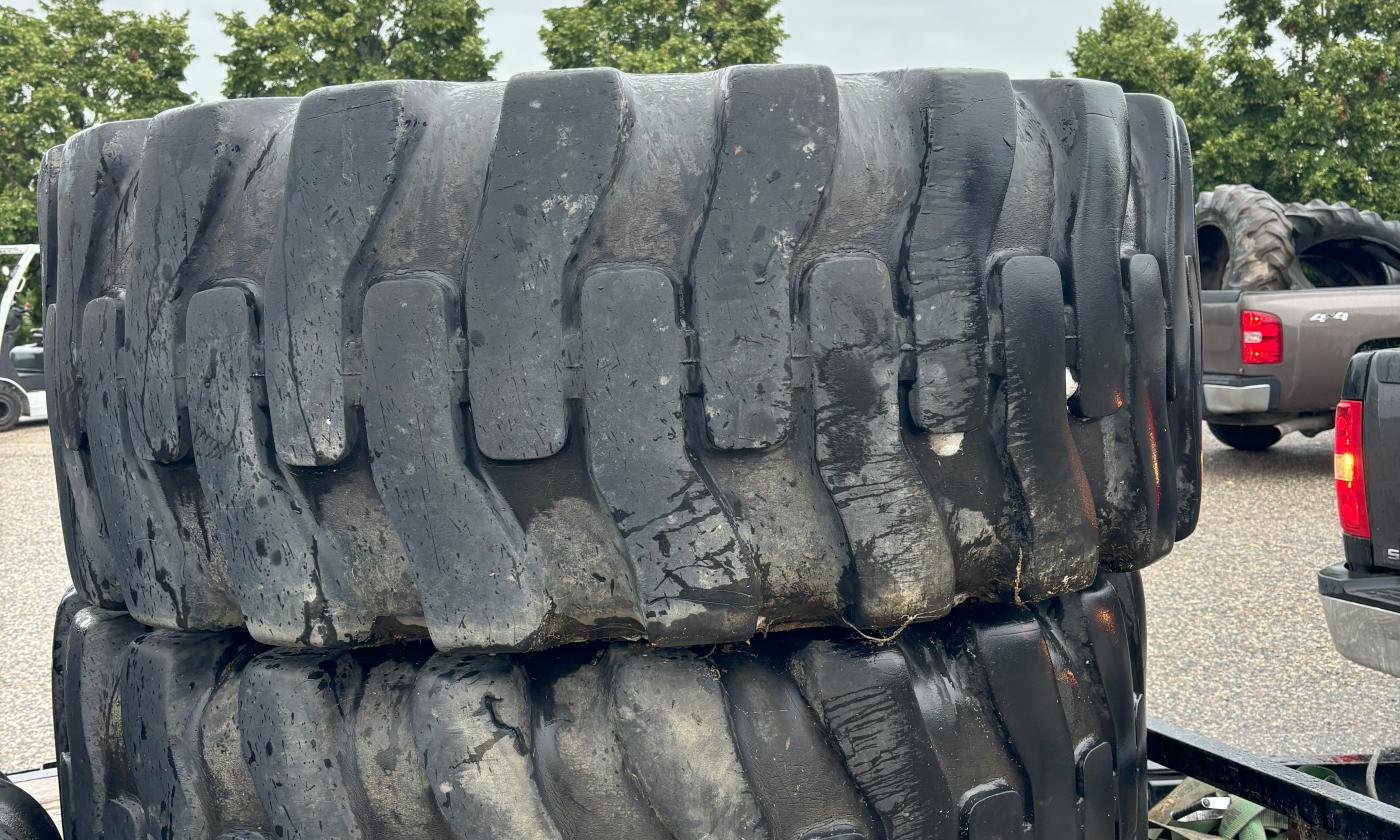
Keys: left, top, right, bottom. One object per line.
{"left": 1319, "top": 348, "right": 1400, "bottom": 678}
{"left": 1201, "top": 286, "right": 1400, "bottom": 449}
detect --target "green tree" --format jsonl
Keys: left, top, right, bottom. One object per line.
{"left": 217, "top": 0, "right": 500, "bottom": 98}
{"left": 1, "top": 0, "right": 192, "bottom": 245}
{"left": 540, "top": 0, "right": 784, "bottom": 73}
{"left": 0, "top": 0, "right": 192, "bottom": 337}
{"left": 1069, "top": 0, "right": 1400, "bottom": 218}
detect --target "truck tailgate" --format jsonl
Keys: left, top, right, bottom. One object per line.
{"left": 1202, "top": 286, "right": 1400, "bottom": 413}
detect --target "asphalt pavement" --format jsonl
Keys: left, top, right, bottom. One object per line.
{"left": 0, "top": 420, "right": 1393, "bottom": 773}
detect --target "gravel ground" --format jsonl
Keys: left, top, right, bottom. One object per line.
{"left": 0, "top": 420, "right": 1393, "bottom": 773}
{"left": 1144, "top": 427, "right": 1398, "bottom": 757}
{"left": 0, "top": 422, "right": 69, "bottom": 775}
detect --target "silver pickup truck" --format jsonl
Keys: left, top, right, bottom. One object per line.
{"left": 1200, "top": 286, "right": 1400, "bottom": 449}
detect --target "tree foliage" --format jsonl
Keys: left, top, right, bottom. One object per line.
{"left": 0, "top": 0, "right": 192, "bottom": 246}
{"left": 540, "top": 0, "right": 784, "bottom": 73}
{"left": 1069, "top": 0, "right": 1400, "bottom": 218}
{"left": 218, "top": 0, "right": 500, "bottom": 98}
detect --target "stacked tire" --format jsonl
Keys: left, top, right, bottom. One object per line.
{"left": 1196, "top": 184, "right": 1400, "bottom": 290}
{"left": 38, "top": 66, "right": 1200, "bottom": 839}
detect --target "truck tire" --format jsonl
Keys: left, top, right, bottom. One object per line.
{"left": 43, "top": 68, "right": 1200, "bottom": 652}
{"left": 0, "top": 774, "right": 60, "bottom": 840}
{"left": 1194, "top": 184, "right": 1303, "bottom": 291}
{"left": 52, "top": 574, "right": 1148, "bottom": 840}
{"left": 1283, "top": 199, "right": 1400, "bottom": 288}
{"left": 1208, "top": 422, "right": 1282, "bottom": 451}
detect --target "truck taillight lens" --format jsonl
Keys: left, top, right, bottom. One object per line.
{"left": 1335, "top": 399, "right": 1370, "bottom": 538}
{"left": 1241, "top": 310, "right": 1282, "bottom": 364}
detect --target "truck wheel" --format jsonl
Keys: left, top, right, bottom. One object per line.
{"left": 0, "top": 773, "right": 60, "bottom": 840}
{"left": 1195, "top": 184, "right": 1303, "bottom": 290}
{"left": 1284, "top": 199, "right": 1400, "bottom": 288}
{"left": 45, "top": 69, "right": 1199, "bottom": 650}
{"left": 1208, "top": 422, "right": 1283, "bottom": 451}
{"left": 52, "top": 575, "right": 1148, "bottom": 840}
{"left": 0, "top": 382, "right": 22, "bottom": 432}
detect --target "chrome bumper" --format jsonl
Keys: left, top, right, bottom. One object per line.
{"left": 1203, "top": 382, "right": 1272, "bottom": 414}
{"left": 1318, "top": 564, "right": 1400, "bottom": 678}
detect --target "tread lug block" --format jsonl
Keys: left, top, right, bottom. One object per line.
{"left": 1125, "top": 254, "right": 1174, "bottom": 564}
{"left": 238, "top": 650, "right": 369, "bottom": 839}
{"left": 530, "top": 655, "right": 671, "bottom": 839}
{"left": 81, "top": 297, "right": 240, "bottom": 629}
{"left": 694, "top": 64, "right": 838, "bottom": 450}
{"left": 37, "top": 145, "right": 62, "bottom": 314}
{"left": 266, "top": 84, "right": 412, "bottom": 467}
{"left": 412, "top": 654, "right": 562, "bottom": 839}
{"left": 607, "top": 648, "right": 768, "bottom": 839}
{"left": 582, "top": 265, "right": 756, "bottom": 644}
{"left": 364, "top": 276, "right": 555, "bottom": 650}
{"left": 58, "top": 607, "right": 145, "bottom": 840}
{"left": 121, "top": 631, "right": 260, "bottom": 839}
{"left": 809, "top": 255, "right": 954, "bottom": 627}
{"left": 465, "top": 69, "right": 632, "bottom": 461}
{"left": 188, "top": 286, "right": 415, "bottom": 647}
{"left": 999, "top": 257, "right": 1099, "bottom": 600}
{"left": 53, "top": 120, "right": 145, "bottom": 452}
{"left": 1075, "top": 581, "right": 1143, "bottom": 836}
{"left": 719, "top": 651, "right": 880, "bottom": 840}
{"left": 1173, "top": 115, "right": 1203, "bottom": 539}
{"left": 971, "top": 610, "right": 1079, "bottom": 840}
{"left": 1018, "top": 80, "right": 1131, "bottom": 418}
{"left": 125, "top": 98, "right": 297, "bottom": 464}
{"left": 788, "top": 639, "right": 958, "bottom": 839}
{"left": 905, "top": 70, "right": 1017, "bottom": 433}
{"left": 961, "top": 787, "right": 1027, "bottom": 839}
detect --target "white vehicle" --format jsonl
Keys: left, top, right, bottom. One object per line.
{"left": 0, "top": 244, "right": 45, "bottom": 431}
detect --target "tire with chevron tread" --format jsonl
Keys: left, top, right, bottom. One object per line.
{"left": 52, "top": 573, "right": 1148, "bottom": 840}
{"left": 43, "top": 68, "right": 1200, "bottom": 652}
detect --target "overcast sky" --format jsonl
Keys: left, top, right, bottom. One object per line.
{"left": 106, "top": 0, "right": 1227, "bottom": 102}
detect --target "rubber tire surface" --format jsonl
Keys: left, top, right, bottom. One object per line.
{"left": 43, "top": 68, "right": 1200, "bottom": 652}
{"left": 0, "top": 774, "right": 60, "bottom": 840}
{"left": 1195, "top": 184, "right": 1303, "bottom": 291}
{"left": 1283, "top": 199, "right": 1400, "bottom": 287}
{"left": 1207, "top": 422, "right": 1282, "bottom": 451}
{"left": 0, "top": 383, "right": 19, "bottom": 432}
{"left": 53, "top": 574, "right": 1147, "bottom": 840}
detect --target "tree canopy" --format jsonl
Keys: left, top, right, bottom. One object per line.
{"left": 1069, "top": 0, "right": 1400, "bottom": 218}
{"left": 218, "top": 0, "right": 500, "bottom": 98}
{"left": 0, "top": 0, "right": 192, "bottom": 246}
{"left": 539, "top": 0, "right": 784, "bottom": 73}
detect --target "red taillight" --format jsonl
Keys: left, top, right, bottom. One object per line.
{"left": 1241, "top": 310, "right": 1282, "bottom": 364}
{"left": 1335, "top": 399, "right": 1370, "bottom": 538}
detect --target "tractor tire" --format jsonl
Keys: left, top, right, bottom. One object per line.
{"left": 0, "top": 774, "right": 59, "bottom": 840}
{"left": 0, "top": 382, "right": 21, "bottom": 432}
{"left": 52, "top": 574, "right": 1148, "bottom": 840}
{"left": 1208, "top": 422, "right": 1282, "bottom": 451}
{"left": 43, "top": 68, "right": 1200, "bottom": 652}
{"left": 1283, "top": 199, "right": 1400, "bottom": 287}
{"left": 1194, "top": 184, "right": 1303, "bottom": 291}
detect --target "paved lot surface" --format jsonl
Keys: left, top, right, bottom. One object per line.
{"left": 0, "top": 420, "right": 1393, "bottom": 773}
{"left": 0, "top": 423, "right": 69, "bottom": 774}
{"left": 1145, "top": 427, "right": 1398, "bottom": 757}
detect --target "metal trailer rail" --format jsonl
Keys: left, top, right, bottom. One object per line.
{"left": 1149, "top": 718, "right": 1400, "bottom": 839}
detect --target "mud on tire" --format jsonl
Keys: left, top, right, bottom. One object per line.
{"left": 1194, "top": 183, "right": 1302, "bottom": 291}
{"left": 42, "top": 68, "right": 1201, "bottom": 652}
{"left": 52, "top": 574, "right": 1147, "bottom": 840}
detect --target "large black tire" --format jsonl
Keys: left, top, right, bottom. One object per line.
{"left": 52, "top": 574, "right": 1147, "bottom": 840}
{"left": 42, "top": 68, "right": 1200, "bottom": 652}
{"left": 1194, "top": 184, "right": 1302, "bottom": 291}
{"left": 1208, "top": 422, "right": 1282, "bottom": 451}
{"left": 1283, "top": 199, "right": 1400, "bottom": 287}
{"left": 0, "top": 774, "right": 59, "bottom": 840}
